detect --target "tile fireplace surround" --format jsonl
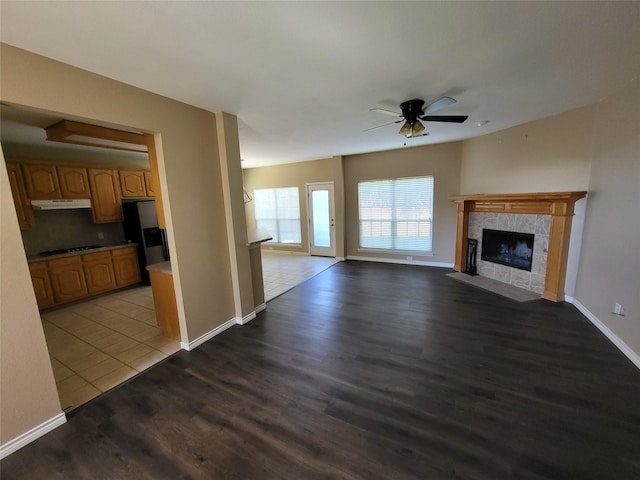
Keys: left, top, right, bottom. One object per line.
{"left": 449, "top": 192, "right": 587, "bottom": 302}
{"left": 469, "top": 212, "right": 549, "bottom": 294}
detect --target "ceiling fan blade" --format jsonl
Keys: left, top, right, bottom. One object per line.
{"left": 364, "top": 119, "right": 403, "bottom": 132}
{"left": 424, "top": 96, "right": 456, "bottom": 114}
{"left": 420, "top": 115, "right": 468, "bottom": 123}
{"left": 370, "top": 107, "right": 401, "bottom": 117}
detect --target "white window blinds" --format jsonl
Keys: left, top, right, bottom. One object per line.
{"left": 358, "top": 176, "right": 434, "bottom": 253}
{"left": 254, "top": 187, "right": 302, "bottom": 244}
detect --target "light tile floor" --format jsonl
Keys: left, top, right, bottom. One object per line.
{"left": 261, "top": 251, "right": 340, "bottom": 301}
{"left": 43, "top": 254, "right": 337, "bottom": 412}
{"left": 41, "top": 286, "right": 180, "bottom": 412}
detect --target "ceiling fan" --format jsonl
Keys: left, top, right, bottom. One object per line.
{"left": 369, "top": 97, "right": 468, "bottom": 138}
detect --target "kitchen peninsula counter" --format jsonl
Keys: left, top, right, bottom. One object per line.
{"left": 246, "top": 228, "right": 272, "bottom": 312}
{"left": 146, "top": 261, "right": 180, "bottom": 341}
{"left": 145, "top": 260, "right": 172, "bottom": 275}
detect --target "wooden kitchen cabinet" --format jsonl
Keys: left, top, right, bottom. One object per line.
{"left": 58, "top": 166, "right": 91, "bottom": 198}
{"left": 146, "top": 135, "right": 165, "bottom": 228}
{"left": 88, "top": 168, "right": 123, "bottom": 223}
{"left": 6, "top": 162, "right": 35, "bottom": 230}
{"left": 143, "top": 170, "right": 155, "bottom": 197}
{"left": 28, "top": 245, "right": 142, "bottom": 310}
{"left": 23, "top": 164, "right": 62, "bottom": 199}
{"left": 119, "top": 170, "right": 147, "bottom": 197}
{"left": 28, "top": 261, "right": 55, "bottom": 309}
{"left": 83, "top": 251, "right": 117, "bottom": 294}
{"left": 112, "top": 246, "right": 141, "bottom": 287}
{"left": 48, "top": 256, "right": 89, "bottom": 303}
{"left": 148, "top": 264, "right": 180, "bottom": 340}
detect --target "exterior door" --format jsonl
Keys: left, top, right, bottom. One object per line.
{"left": 307, "top": 182, "right": 336, "bottom": 257}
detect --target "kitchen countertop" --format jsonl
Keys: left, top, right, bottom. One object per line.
{"left": 27, "top": 243, "right": 138, "bottom": 263}
{"left": 247, "top": 228, "right": 272, "bottom": 246}
{"left": 146, "top": 261, "right": 172, "bottom": 275}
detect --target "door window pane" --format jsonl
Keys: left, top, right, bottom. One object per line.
{"left": 312, "top": 190, "right": 330, "bottom": 248}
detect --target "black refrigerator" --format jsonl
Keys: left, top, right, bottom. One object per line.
{"left": 122, "top": 200, "right": 169, "bottom": 285}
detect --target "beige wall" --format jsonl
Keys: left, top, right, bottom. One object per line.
{"left": 574, "top": 78, "right": 639, "bottom": 356}
{"left": 461, "top": 106, "right": 593, "bottom": 194}
{"left": 344, "top": 142, "right": 462, "bottom": 265}
{"left": 0, "top": 155, "right": 63, "bottom": 445}
{"left": 458, "top": 89, "right": 639, "bottom": 362}
{"left": 1, "top": 44, "right": 238, "bottom": 446}
{"left": 243, "top": 157, "right": 346, "bottom": 257}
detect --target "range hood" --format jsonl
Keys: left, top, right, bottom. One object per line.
{"left": 31, "top": 199, "right": 92, "bottom": 210}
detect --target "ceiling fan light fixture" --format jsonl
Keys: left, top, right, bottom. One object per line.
{"left": 412, "top": 120, "right": 425, "bottom": 136}
{"left": 399, "top": 121, "right": 412, "bottom": 137}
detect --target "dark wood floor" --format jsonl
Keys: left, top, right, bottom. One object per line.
{"left": 3, "top": 261, "right": 640, "bottom": 479}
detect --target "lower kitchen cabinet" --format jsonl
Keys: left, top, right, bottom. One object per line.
{"left": 48, "top": 256, "right": 89, "bottom": 303}
{"left": 28, "top": 245, "right": 142, "bottom": 310}
{"left": 112, "top": 246, "right": 141, "bottom": 287}
{"left": 83, "top": 251, "right": 117, "bottom": 294}
{"left": 28, "top": 262, "right": 55, "bottom": 309}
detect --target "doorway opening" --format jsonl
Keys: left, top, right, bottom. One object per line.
{"left": 1, "top": 104, "right": 179, "bottom": 412}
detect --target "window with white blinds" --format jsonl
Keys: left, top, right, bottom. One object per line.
{"left": 253, "top": 187, "right": 302, "bottom": 244}
{"left": 358, "top": 176, "right": 434, "bottom": 253}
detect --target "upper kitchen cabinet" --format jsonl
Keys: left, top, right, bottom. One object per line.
{"left": 119, "top": 170, "right": 147, "bottom": 197}
{"left": 22, "top": 163, "right": 62, "bottom": 199}
{"left": 6, "top": 162, "right": 35, "bottom": 230}
{"left": 143, "top": 170, "right": 155, "bottom": 197}
{"left": 58, "top": 166, "right": 91, "bottom": 198}
{"left": 88, "top": 168, "right": 123, "bottom": 223}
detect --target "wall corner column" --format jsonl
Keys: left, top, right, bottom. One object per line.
{"left": 216, "top": 112, "right": 255, "bottom": 321}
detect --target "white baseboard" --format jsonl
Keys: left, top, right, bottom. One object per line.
{"left": 346, "top": 255, "right": 454, "bottom": 269}
{"left": 0, "top": 412, "right": 66, "bottom": 460}
{"left": 180, "top": 316, "right": 236, "bottom": 351}
{"left": 236, "top": 311, "right": 256, "bottom": 325}
{"left": 255, "top": 302, "right": 267, "bottom": 313}
{"left": 569, "top": 297, "right": 640, "bottom": 370}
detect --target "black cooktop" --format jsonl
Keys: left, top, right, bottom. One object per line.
{"left": 39, "top": 245, "right": 102, "bottom": 256}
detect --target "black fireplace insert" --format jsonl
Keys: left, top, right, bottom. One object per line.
{"left": 481, "top": 229, "right": 534, "bottom": 271}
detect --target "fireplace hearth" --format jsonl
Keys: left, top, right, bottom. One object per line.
{"left": 481, "top": 229, "right": 534, "bottom": 272}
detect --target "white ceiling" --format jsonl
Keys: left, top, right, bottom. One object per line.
{"left": 1, "top": 1, "right": 639, "bottom": 168}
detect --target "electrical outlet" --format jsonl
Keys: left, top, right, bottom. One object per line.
{"left": 613, "top": 303, "right": 625, "bottom": 316}
{"left": 98, "top": 232, "right": 104, "bottom": 240}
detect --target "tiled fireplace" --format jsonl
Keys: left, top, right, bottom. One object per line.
{"left": 449, "top": 192, "right": 587, "bottom": 302}
{"left": 469, "top": 212, "right": 549, "bottom": 294}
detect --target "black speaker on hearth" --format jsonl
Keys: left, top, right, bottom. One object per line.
{"left": 464, "top": 238, "right": 478, "bottom": 276}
